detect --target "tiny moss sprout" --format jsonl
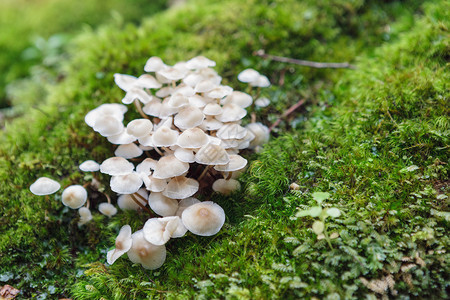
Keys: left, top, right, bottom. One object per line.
{"left": 29, "top": 56, "right": 272, "bottom": 269}
{"left": 296, "top": 192, "right": 341, "bottom": 249}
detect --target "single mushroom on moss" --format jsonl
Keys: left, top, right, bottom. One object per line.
{"left": 107, "top": 225, "right": 133, "bottom": 265}
{"left": 61, "top": 185, "right": 88, "bottom": 209}
{"left": 181, "top": 201, "right": 225, "bottom": 236}
{"left": 127, "top": 230, "right": 166, "bottom": 270}
{"left": 30, "top": 177, "right": 61, "bottom": 196}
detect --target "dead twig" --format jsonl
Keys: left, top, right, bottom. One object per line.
{"left": 269, "top": 99, "right": 306, "bottom": 132}
{"left": 254, "top": 50, "right": 356, "bottom": 69}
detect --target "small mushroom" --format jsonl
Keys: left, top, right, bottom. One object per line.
{"left": 126, "top": 119, "right": 153, "bottom": 138}
{"left": 127, "top": 230, "right": 166, "bottom": 270}
{"left": 107, "top": 225, "right": 133, "bottom": 265}
{"left": 79, "top": 160, "right": 100, "bottom": 172}
{"left": 78, "top": 207, "right": 92, "bottom": 226}
{"left": 114, "top": 143, "right": 143, "bottom": 159}
{"left": 61, "top": 185, "right": 88, "bottom": 209}
{"left": 118, "top": 188, "right": 148, "bottom": 211}
{"left": 99, "top": 202, "right": 118, "bottom": 217}
{"left": 237, "top": 69, "right": 260, "bottom": 83}
{"left": 148, "top": 192, "right": 178, "bottom": 217}
{"left": 181, "top": 201, "right": 225, "bottom": 236}
{"left": 163, "top": 176, "right": 199, "bottom": 199}
{"left": 212, "top": 178, "right": 241, "bottom": 195}
{"left": 142, "top": 216, "right": 186, "bottom": 245}
{"left": 152, "top": 155, "right": 189, "bottom": 179}
{"left": 100, "top": 157, "right": 134, "bottom": 176}
{"left": 30, "top": 177, "right": 61, "bottom": 196}
{"left": 110, "top": 173, "right": 143, "bottom": 194}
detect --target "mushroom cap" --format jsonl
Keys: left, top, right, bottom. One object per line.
{"left": 163, "top": 176, "right": 199, "bottom": 199}
{"left": 195, "top": 144, "right": 229, "bottom": 165}
{"left": 122, "top": 87, "right": 153, "bottom": 105}
{"left": 173, "top": 85, "right": 196, "bottom": 97}
{"left": 78, "top": 207, "right": 92, "bottom": 226}
{"left": 144, "top": 56, "right": 166, "bottom": 72}
{"left": 181, "top": 201, "right": 225, "bottom": 236}
{"left": 215, "top": 103, "right": 247, "bottom": 122}
{"left": 212, "top": 178, "right": 241, "bottom": 195}
{"left": 114, "top": 143, "right": 143, "bottom": 159}
{"left": 30, "top": 177, "right": 61, "bottom": 196}
{"left": 113, "top": 73, "right": 137, "bottom": 91}
{"left": 237, "top": 68, "right": 260, "bottom": 83}
{"left": 93, "top": 115, "right": 124, "bottom": 137}
{"left": 175, "top": 197, "right": 201, "bottom": 217}
{"left": 136, "top": 74, "right": 162, "bottom": 89}
{"left": 194, "top": 80, "right": 215, "bottom": 93}
{"left": 152, "top": 155, "right": 189, "bottom": 179}
{"left": 151, "top": 126, "right": 179, "bottom": 147}
{"left": 107, "top": 225, "right": 133, "bottom": 265}
{"left": 177, "top": 128, "right": 209, "bottom": 149}
{"left": 245, "top": 122, "right": 270, "bottom": 149}
{"left": 79, "top": 160, "right": 100, "bottom": 172}
{"left": 255, "top": 97, "right": 270, "bottom": 107}
{"left": 127, "top": 230, "right": 166, "bottom": 270}
{"left": 127, "top": 119, "right": 153, "bottom": 138}
{"left": 174, "top": 106, "right": 205, "bottom": 130}
{"left": 199, "top": 116, "right": 223, "bottom": 131}
{"left": 61, "top": 185, "right": 88, "bottom": 209}
{"left": 214, "top": 155, "right": 247, "bottom": 172}
{"left": 157, "top": 67, "right": 187, "bottom": 81}
{"left": 167, "top": 93, "right": 189, "bottom": 108}
{"left": 100, "top": 157, "right": 134, "bottom": 176}
{"left": 203, "top": 103, "right": 223, "bottom": 116}
{"left": 216, "top": 123, "right": 247, "bottom": 140}
{"left": 98, "top": 202, "right": 118, "bottom": 217}
{"left": 85, "top": 103, "right": 127, "bottom": 127}
{"left": 142, "top": 175, "right": 168, "bottom": 192}
{"left": 222, "top": 91, "right": 253, "bottom": 108}
{"left": 188, "top": 94, "right": 209, "bottom": 108}
{"left": 206, "top": 85, "right": 233, "bottom": 99}
{"left": 186, "top": 56, "right": 216, "bottom": 69}
{"left": 250, "top": 74, "right": 270, "bottom": 87}
{"left": 110, "top": 173, "right": 143, "bottom": 194}
{"left": 148, "top": 192, "right": 178, "bottom": 217}
{"left": 118, "top": 188, "right": 148, "bottom": 211}
{"left": 107, "top": 130, "right": 137, "bottom": 145}
{"left": 173, "top": 147, "right": 195, "bottom": 163}
{"left": 142, "top": 99, "right": 163, "bottom": 118}
{"left": 143, "top": 216, "right": 184, "bottom": 245}
{"left": 135, "top": 158, "right": 157, "bottom": 176}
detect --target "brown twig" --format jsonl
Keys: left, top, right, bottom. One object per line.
{"left": 269, "top": 99, "right": 306, "bottom": 132}
{"left": 254, "top": 50, "right": 356, "bottom": 69}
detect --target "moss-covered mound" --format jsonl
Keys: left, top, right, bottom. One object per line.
{"left": 0, "top": 0, "right": 448, "bottom": 298}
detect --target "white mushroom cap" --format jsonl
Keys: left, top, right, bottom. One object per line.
{"left": 195, "top": 144, "right": 229, "bottom": 165}
{"left": 142, "top": 216, "right": 185, "bottom": 245}
{"left": 142, "top": 99, "right": 163, "bottom": 118}
{"left": 175, "top": 197, "right": 201, "bottom": 217}
{"left": 61, "top": 185, "right": 88, "bottom": 209}
{"left": 183, "top": 73, "right": 203, "bottom": 87}
{"left": 136, "top": 74, "right": 162, "bottom": 89}
{"left": 215, "top": 103, "right": 247, "bottom": 122}
{"left": 151, "top": 126, "right": 179, "bottom": 147}
{"left": 114, "top": 73, "right": 137, "bottom": 91}
{"left": 203, "top": 103, "right": 223, "bottom": 116}
{"left": 136, "top": 158, "right": 157, "bottom": 176}
{"left": 30, "top": 177, "right": 61, "bottom": 196}
{"left": 127, "top": 230, "right": 166, "bottom": 270}
{"left": 78, "top": 207, "right": 92, "bottom": 226}
{"left": 157, "top": 67, "right": 187, "bottom": 81}
{"left": 222, "top": 91, "right": 253, "bottom": 108}
{"left": 79, "top": 160, "right": 100, "bottom": 172}
{"left": 173, "top": 147, "right": 195, "bottom": 163}
{"left": 214, "top": 155, "right": 247, "bottom": 172}
{"left": 212, "top": 178, "right": 241, "bottom": 195}
{"left": 85, "top": 103, "right": 127, "bottom": 127}
{"left": 173, "top": 85, "right": 196, "bottom": 97}
{"left": 148, "top": 192, "right": 178, "bottom": 216}
{"left": 174, "top": 106, "right": 205, "bottom": 130}
{"left": 110, "top": 173, "right": 143, "bottom": 194}
{"left": 181, "top": 201, "right": 225, "bottom": 236}
{"left": 93, "top": 115, "right": 124, "bottom": 137}
{"left": 255, "top": 97, "right": 270, "bottom": 107}
{"left": 122, "top": 87, "right": 153, "bottom": 105}
{"left": 155, "top": 86, "right": 173, "bottom": 98}
{"left": 206, "top": 85, "right": 233, "bottom": 99}
{"left": 167, "top": 93, "right": 189, "bottom": 108}
{"left": 142, "top": 175, "right": 168, "bottom": 192}
{"left": 114, "top": 143, "right": 143, "bottom": 159}
{"left": 250, "top": 74, "right": 270, "bottom": 87}
{"left": 186, "top": 56, "right": 216, "bottom": 69}
{"left": 188, "top": 94, "right": 209, "bottom": 108}
{"left": 194, "top": 80, "right": 215, "bottom": 93}
{"left": 118, "top": 188, "right": 148, "bottom": 210}
{"left": 99, "top": 202, "right": 118, "bottom": 217}
{"left": 216, "top": 123, "right": 247, "bottom": 140}
{"left": 246, "top": 122, "right": 270, "bottom": 149}
{"left": 107, "top": 225, "right": 133, "bottom": 265}
{"left": 100, "top": 157, "right": 134, "bottom": 176}
{"left": 199, "top": 116, "right": 223, "bottom": 131}
{"left": 177, "top": 128, "right": 209, "bottom": 148}
{"left": 126, "top": 119, "right": 153, "bottom": 138}
{"left": 144, "top": 56, "right": 166, "bottom": 72}
{"left": 152, "top": 155, "right": 189, "bottom": 179}
{"left": 107, "top": 130, "right": 137, "bottom": 145}
{"left": 237, "top": 68, "right": 260, "bottom": 83}
{"left": 198, "top": 68, "right": 222, "bottom": 84}
{"left": 163, "top": 176, "right": 199, "bottom": 199}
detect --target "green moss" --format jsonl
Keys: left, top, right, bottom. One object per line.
{"left": 0, "top": 0, "right": 448, "bottom": 298}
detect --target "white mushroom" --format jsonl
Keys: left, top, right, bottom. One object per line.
{"left": 118, "top": 188, "right": 148, "bottom": 211}
{"left": 174, "top": 106, "right": 205, "bottom": 130}
{"left": 127, "top": 230, "right": 166, "bottom": 270}
{"left": 142, "top": 216, "right": 186, "bottom": 245}
{"left": 78, "top": 207, "right": 92, "bottom": 226}
{"left": 246, "top": 122, "right": 270, "bottom": 149}
{"left": 30, "top": 177, "right": 61, "bottom": 196}
{"left": 152, "top": 155, "right": 189, "bottom": 179}
{"left": 61, "top": 185, "right": 88, "bottom": 209}
{"left": 237, "top": 68, "right": 260, "bottom": 83}
{"left": 110, "top": 173, "right": 143, "bottom": 194}
{"left": 181, "top": 201, "right": 225, "bottom": 236}
{"left": 212, "top": 179, "right": 241, "bottom": 195}
{"left": 114, "top": 143, "right": 143, "bottom": 159}
{"left": 100, "top": 157, "right": 134, "bottom": 176}
{"left": 79, "top": 160, "right": 100, "bottom": 172}
{"left": 148, "top": 192, "right": 178, "bottom": 217}
{"left": 144, "top": 56, "right": 166, "bottom": 72}
{"left": 175, "top": 197, "right": 201, "bottom": 217}
{"left": 186, "top": 56, "right": 216, "bottom": 69}
{"left": 107, "top": 225, "right": 133, "bottom": 265}
{"left": 163, "top": 176, "right": 199, "bottom": 199}
{"left": 126, "top": 119, "right": 153, "bottom": 138}
{"left": 99, "top": 202, "right": 118, "bottom": 217}
{"left": 214, "top": 155, "right": 247, "bottom": 172}
{"left": 177, "top": 128, "right": 209, "bottom": 149}
{"left": 195, "top": 144, "right": 229, "bottom": 165}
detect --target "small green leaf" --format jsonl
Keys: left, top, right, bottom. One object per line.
{"left": 312, "top": 192, "right": 330, "bottom": 204}
{"left": 326, "top": 207, "right": 341, "bottom": 218}
{"left": 312, "top": 221, "right": 324, "bottom": 234}
{"left": 309, "top": 206, "right": 322, "bottom": 217}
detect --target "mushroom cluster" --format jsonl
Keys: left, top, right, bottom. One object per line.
{"left": 29, "top": 56, "right": 270, "bottom": 269}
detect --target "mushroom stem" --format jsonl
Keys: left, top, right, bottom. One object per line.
{"left": 83, "top": 182, "right": 90, "bottom": 188}
{"left": 198, "top": 165, "right": 212, "bottom": 181}
{"left": 134, "top": 100, "right": 150, "bottom": 120}
{"left": 86, "top": 199, "right": 90, "bottom": 209}
{"left": 251, "top": 112, "right": 256, "bottom": 123}
{"left": 226, "top": 172, "right": 233, "bottom": 180}
{"left": 171, "top": 81, "right": 176, "bottom": 88}
{"left": 102, "top": 192, "right": 112, "bottom": 204}
{"left": 154, "top": 147, "right": 164, "bottom": 157}
{"left": 131, "top": 193, "right": 153, "bottom": 216}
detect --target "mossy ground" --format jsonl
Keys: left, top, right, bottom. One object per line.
{"left": 0, "top": 0, "right": 448, "bottom": 299}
